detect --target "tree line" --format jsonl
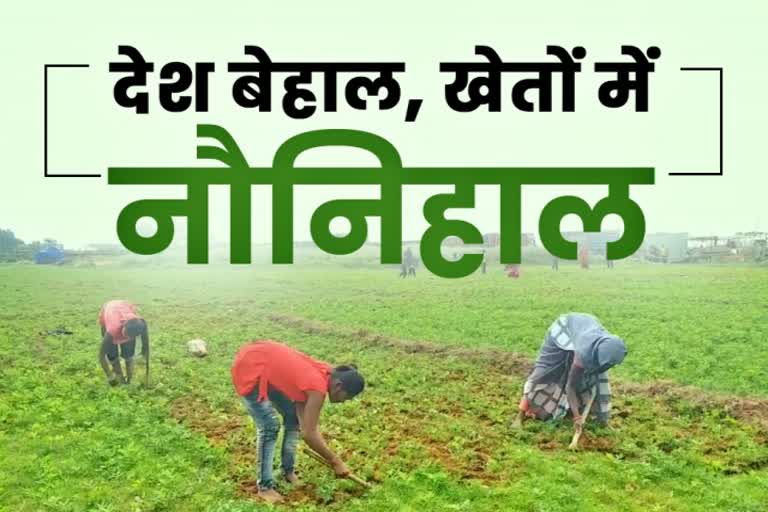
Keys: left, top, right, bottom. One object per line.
{"left": 0, "top": 228, "right": 62, "bottom": 262}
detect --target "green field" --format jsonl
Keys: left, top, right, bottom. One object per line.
{"left": 1, "top": 263, "right": 767, "bottom": 511}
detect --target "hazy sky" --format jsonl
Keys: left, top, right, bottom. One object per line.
{"left": 2, "top": 2, "right": 766, "bottom": 250}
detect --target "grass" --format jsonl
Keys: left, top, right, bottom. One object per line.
{"left": 0, "top": 262, "right": 766, "bottom": 511}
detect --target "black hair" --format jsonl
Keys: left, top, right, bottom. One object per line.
{"left": 332, "top": 365, "right": 365, "bottom": 398}
{"left": 125, "top": 318, "right": 145, "bottom": 338}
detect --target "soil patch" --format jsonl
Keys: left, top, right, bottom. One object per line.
{"left": 269, "top": 313, "right": 768, "bottom": 433}
{"left": 171, "top": 395, "right": 368, "bottom": 506}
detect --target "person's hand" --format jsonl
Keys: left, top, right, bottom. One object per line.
{"left": 573, "top": 414, "right": 585, "bottom": 434}
{"left": 332, "top": 459, "right": 350, "bottom": 478}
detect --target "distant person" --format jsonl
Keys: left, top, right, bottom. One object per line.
{"left": 401, "top": 247, "right": 416, "bottom": 278}
{"left": 512, "top": 313, "right": 626, "bottom": 438}
{"left": 579, "top": 246, "right": 590, "bottom": 269}
{"left": 232, "top": 341, "right": 365, "bottom": 504}
{"left": 551, "top": 256, "right": 559, "bottom": 271}
{"left": 98, "top": 300, "right": 149, "bottom": 385}
{"left": 481, "top": 250, "right": 488, "bottom": 274}
{"left": 606, "top": 258, "right": 615, "bottom": 269}
{"left": 505, "top": 263, "right": 521, "bottom": 278}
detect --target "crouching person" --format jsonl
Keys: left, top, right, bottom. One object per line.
{"left": 98, "top": 300, "right": 149, "bottom": 386}
{"left": 513, "top": 313, "right": 626, "bottom": 436}
{"left": 231, "top": 340, "right": 365, "bottom": 504}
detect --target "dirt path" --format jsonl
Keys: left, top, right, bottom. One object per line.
{"left": 268, "top": 313, "right": 768, "bottom": 432}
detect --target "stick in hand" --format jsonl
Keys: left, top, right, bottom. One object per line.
{"left": 145, "top": 353, "right": 151, "bottom": 388}
{"left": 304, "top": 448, "right": 372, "bottom": 488}
{"left": 569, "top": 387, "right": 597, "bottom": 450}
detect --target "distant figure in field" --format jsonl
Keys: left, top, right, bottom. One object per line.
{"left": 606, "top": 258, "right": 615, "bottom": 269}
{"left": 505, "top": 263, "right": 521, "bottom": 278}
{"left": 98, "top": 300, "right": 149, "bottom": 385}
{"left": 481, "top": 250, "right": 488, "bottom": 274}
{"left": 401, "top": 247, "right": 416, "bottom": 278}
{"left": 551, "top": 256, "right": 559, "bottom": 271}
{"left": 232, "top": 341, "right": 365, "bottom": 504}
{"left": 512, "top": 313, "right": 626, "bottom": 438}
{"left": 579, "top": 246, "right": 590, "bottom": 269}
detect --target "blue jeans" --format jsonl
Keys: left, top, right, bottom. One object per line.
{"left": 241, "top": 387, "right": 300, "bottom": 490}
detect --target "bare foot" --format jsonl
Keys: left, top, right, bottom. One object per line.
{"left": 283, "top": 472, "right": 300, "bottom": 485}
{"left": 257, "top": 488, "right": 284, "bottom": 504}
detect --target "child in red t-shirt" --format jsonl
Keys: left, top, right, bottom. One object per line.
{"left": 98, "top": 300, "right": 149, "bottom": 385}
{"left": 231, "top": 341, "right": 365, "bottom": 504}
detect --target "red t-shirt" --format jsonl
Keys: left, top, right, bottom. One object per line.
{"left": 99, "top": 300, "right": 141, "bottom": 345}
{"left": 231, "top": 341, "right": 332, "bottom": 402}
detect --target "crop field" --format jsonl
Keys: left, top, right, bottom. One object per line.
{"left": 0, "top": 262, "right": 767, "bottom": 511}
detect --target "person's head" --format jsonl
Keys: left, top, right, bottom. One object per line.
{"left": 124, "top": 318, "right": 146, "bottom": 338}
{"left": 595, "top": 337, "right": 627, "bottom": 372}
{"left": 328, "top": 365, "right": 365, "bottom": 403}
